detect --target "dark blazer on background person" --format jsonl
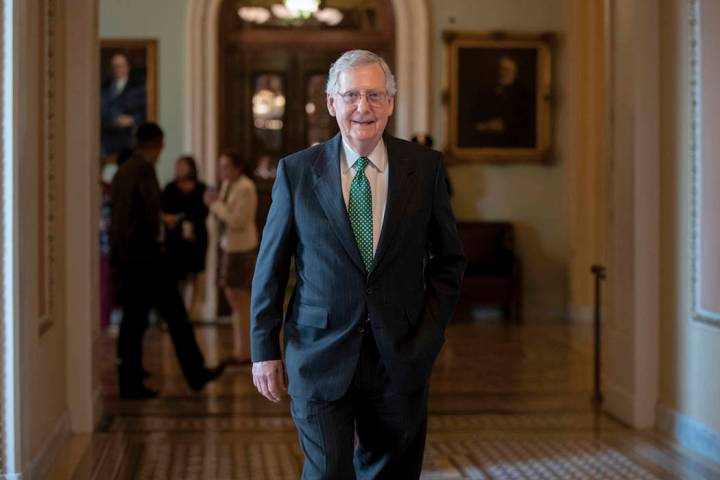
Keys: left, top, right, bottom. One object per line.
{"left": 109, "top": 150, "right": 222, "bottom": 394}
{"left": 251, "top": 132, "right": 466, "bottom": 401}
{"left": 110, "top": 153, "right": 162, "bottom": 268}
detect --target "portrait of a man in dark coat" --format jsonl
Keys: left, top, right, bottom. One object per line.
{"left": 100, "top": 52, "right": 147, "bottom": 158}
{"left": 457, "top": 48, "right": 537, "bottom": 149}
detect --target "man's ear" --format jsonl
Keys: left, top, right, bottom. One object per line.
{"left": 327, "top": 94, "right": 337, "bottom": 117}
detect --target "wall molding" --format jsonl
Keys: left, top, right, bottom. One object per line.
{"left": 656, "top": 404, "right": 720, "bottom": 465}
{"left": 689, "top": 0, "right": 720, "bottom": 327}
{"left": 23, "top": 410, "right": 68, "bottom": 480}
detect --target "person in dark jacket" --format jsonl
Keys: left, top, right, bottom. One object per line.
{"left": 250, "top": 50, "right": 465, "bottom": 479}
{"left": 110, "top": 123, "right": 225, "bottom": 399}
{"left": 162, "top": 155, "right": 209, "bottom": 313}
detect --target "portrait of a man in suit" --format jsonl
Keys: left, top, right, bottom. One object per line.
{"left": 250, "top": 49, "right": 466, "bottom": 479}
{"left": 100, "top": 51, "right": 148, "bottom": 158}
{"left": 457, "top": 47, "right": 537, "bottom": 149}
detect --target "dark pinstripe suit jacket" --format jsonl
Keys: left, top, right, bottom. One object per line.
{"left": 251, "top": 132, "right": 466, "bottom": 401}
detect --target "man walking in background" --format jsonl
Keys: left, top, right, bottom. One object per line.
{"left": 110, "top": 123, "right": 225, "bottom": 399}
{"left": 250, "top": 50, "right": 466, "bottom": 478}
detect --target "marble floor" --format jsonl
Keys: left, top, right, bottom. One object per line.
{"left": 48, "top": 308, "right": 720, "bottom": 479}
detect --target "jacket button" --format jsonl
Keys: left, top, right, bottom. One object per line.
{"left": 366, "top": 288, "right": 374, "bottom": 295}
{"left": 358, "top": 325, "right": 366, "bottom": 334}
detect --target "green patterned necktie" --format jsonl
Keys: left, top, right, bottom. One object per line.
{"left": 348, "top": 156, "right": 373, "bottom": 272}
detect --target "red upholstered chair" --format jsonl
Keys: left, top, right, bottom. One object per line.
{"left": 456, "top": 221, "right": 523, "bottom": 322}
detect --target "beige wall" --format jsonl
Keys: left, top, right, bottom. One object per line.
{"left": 431, "top": 0, "right": 570, "bottom": 318}
{"left": 659, "top": 0, "right": 720, "bottom": 434}
{"left": 16, "top": 0, "right": 101, "bottom": 474}
{"left": 16, "top": 0, "right": 70, "bottom": 466}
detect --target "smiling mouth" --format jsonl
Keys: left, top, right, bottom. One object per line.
{"left": 353, "top": 120, "right": 375, "bottom": 126}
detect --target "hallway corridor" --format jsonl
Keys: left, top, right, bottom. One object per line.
{"left": 49, "top": 314, "right": 720, "bottom": 479}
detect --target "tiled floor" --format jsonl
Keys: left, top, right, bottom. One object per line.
{"left": 49, "top": 309, "right": 720, "bottom": 479}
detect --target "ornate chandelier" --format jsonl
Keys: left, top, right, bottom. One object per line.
{"left": 283, "top": 0, "right": 319, "bottom": 18}
{"left": 238, "top": 0, "right": 343, "bottom": 26}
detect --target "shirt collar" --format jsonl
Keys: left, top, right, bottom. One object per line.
{"left": 341, "top": 138, "right": 387, "bottom": 174}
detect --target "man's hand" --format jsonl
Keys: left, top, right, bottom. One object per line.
{"left": 252, "top": 360, "right": 286, "bottom": 403}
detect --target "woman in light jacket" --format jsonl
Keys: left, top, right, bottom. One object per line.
{"left": 204, "top": 150, "right": 258, "bottom": 364}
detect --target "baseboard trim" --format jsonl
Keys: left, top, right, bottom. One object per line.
{"left": 602, "top": 381, "right": 635, "bottom": 426}
{"left": 24, "top": 409, "right": 70, "bottom": 480}
{"left": 656, "top": 404, "right": 720, "bottom": 464}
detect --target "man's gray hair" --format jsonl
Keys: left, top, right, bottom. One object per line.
{"left": 326, "top": 50, "right": 397, "bottom": 96}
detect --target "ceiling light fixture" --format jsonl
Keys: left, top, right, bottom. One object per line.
{"left": 283, "top": 0, "right": 319, "bottom": 19}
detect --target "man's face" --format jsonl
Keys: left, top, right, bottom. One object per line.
{"left": 111, "top": 54, "right": 130, "bottom": 81}
{"left": 327, "top": 63, "right": 394, "bottom": 155}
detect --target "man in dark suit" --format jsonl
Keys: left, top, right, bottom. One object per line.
{"left": 110, "top": 123, "right": 225, "bottom": 399}
{"left": 101, "top": 53, "right": 146, "bottom": 157}
{"left": 251, "top": 50, "right": 466, "bottom": 478}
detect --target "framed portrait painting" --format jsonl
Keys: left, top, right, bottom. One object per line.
{"left": 443, "top": 31, "right": 554, "bottom": 164}
{"left": 100, "top": 39, "right": 158, "bottom": 159}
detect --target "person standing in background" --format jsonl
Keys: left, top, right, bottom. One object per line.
{"left": 205, "top": 150, "right": 259, "bottom": 365}
{"left": 111, "top": 123, "right": 225, "bottom": 398}
{"left": 162, "top": 155, "right": 209, "bottom": 315}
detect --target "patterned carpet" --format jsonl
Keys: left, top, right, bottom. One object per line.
{"left": 48, "top": 311, "right": 720, "bottom": 479}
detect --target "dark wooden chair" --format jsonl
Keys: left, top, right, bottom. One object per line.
{"left": 456, "top": 221, "right": 522, "bottom": 322}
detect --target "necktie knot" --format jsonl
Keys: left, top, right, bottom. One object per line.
{"left": 355, "top": 156, "right": 369, "bottom": 174}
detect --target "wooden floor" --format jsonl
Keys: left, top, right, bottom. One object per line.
{"left": 48, "top": 308, "right": 720, "bottom": 479}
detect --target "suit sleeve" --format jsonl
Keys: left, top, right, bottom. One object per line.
{"left": 250, "top": 159, "right": 295, "bottom": 362}
{"left": 137, "top": 164, "right": 162, "bottom": 245}
{"left": 423, "top": 155, "right": 466, "bottom": 329}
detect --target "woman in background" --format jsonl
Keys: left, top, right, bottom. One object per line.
{"left": 162, "top": 155, "right": 209, "bottom": 315}
{"left": 204, "top": 150, "right": 258, "bottom": 364}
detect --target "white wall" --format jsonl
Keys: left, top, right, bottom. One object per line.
{"left": 100, "top": 0, "right": 189, "bottom": 185}
{"left": 430, "top": 0, "right": 569, "bottom": 318}
{"left": 657, "top": 0, "right": 720, "bottom": 457}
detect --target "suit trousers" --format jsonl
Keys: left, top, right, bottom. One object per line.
{"left": 290, "top": 326, "right": 429, "bottom": 480}
{"left": 116, "top": 259, "right": 207, "bottom": 389}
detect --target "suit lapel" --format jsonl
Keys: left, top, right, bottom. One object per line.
{"left": 370, "top": 134, "right": 416, "bottom": 279}
{"left": 312, "top": 134, "right": 366, "bottom": 274}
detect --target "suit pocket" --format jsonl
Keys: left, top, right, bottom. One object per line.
{"left": 296, "top": 304, "right": 328, "bottom": 329}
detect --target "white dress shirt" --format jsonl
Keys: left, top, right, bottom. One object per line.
{"left": 340, "top": 139, "right": 389, "bottom": 256}
{"left": 113, "top": 77, "right": 128, "bottom": 96}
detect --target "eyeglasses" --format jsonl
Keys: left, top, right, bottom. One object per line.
{"left": 337, "top": 90, "right": 389, "bottom": 106}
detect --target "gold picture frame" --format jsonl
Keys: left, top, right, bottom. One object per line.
{"left": 442, "top": 31, "right": 554, "bottom": 164}
{"left": 100, "top": 39, "right": 158, "bottom": 159}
